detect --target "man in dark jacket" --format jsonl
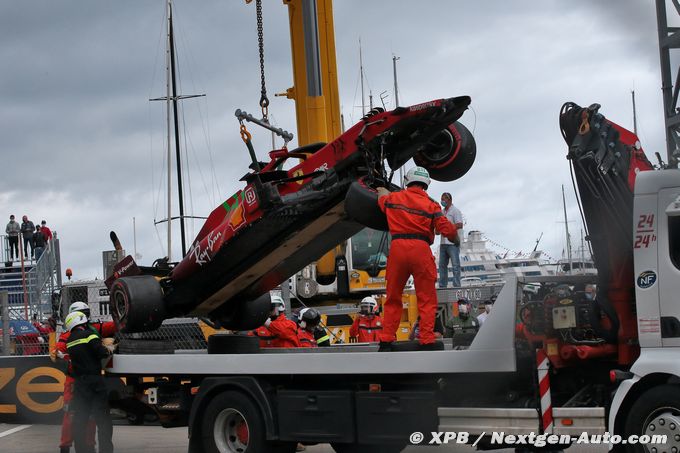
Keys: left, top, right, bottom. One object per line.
{"left": 34, "top": 226, "right": 46, "bottom": 260}
{"left": 65, "top": 311, "right": 114, "bottom": 453}
{"left": 20, "top": 215, "right": 35, "bottom": 259}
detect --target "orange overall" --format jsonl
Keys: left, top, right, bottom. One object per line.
{"left": 255, "top": 314, "right": 300, "bottom": 348}
{"left": 378, "top": 186, "right": 458, "bottom": 345}
{"left": 349, "top": 314, "right": 383, "bottom": 343}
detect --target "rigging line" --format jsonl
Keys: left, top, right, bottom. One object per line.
{"left": 350, "top": 62, "right": 361, "bottom": 125}
{"left": 172, "top": 13, "right": 218, "bottom": 204}
{"left": 569, "top": 160, "right": 593, "bottom": 257}
{"left": 179, "top": 109, "right": 194, "bottom": 239}
{"left": 202, "top": 96, "right": 220, "bottom": 200}
{"left": 149, "top": 8, "right": 168, "bottom": 222}
{"left": 176, "top": 62, "right": 214, "bottom": 211}
{"left": 151, "top": 116, "right": 169, "bottom": 223}
{"left": 174, "top": 62, "right": 196, "bottom": 241}
{"left": 153, "top": 223, "right": 166, "bottom": 259}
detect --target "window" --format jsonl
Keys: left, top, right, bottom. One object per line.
{"left": 671, "top": 217, "right": 680, "bottom": 270}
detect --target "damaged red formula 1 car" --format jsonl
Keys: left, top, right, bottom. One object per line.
{"left": 106, "top": 96, "right": 477, "bottom": 333}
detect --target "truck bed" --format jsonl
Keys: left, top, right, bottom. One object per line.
{"left": 106, "top": 278, "right": 518, "bottom": 376}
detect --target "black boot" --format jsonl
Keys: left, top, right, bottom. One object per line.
{"left": 60, "top": 447, "right": 70, "bottom": 453}
{"left": 418, "top": 342, "right": 445, "bottom": 351}
{"left": 378, "top": 341, "right": 394, "bottom": 352}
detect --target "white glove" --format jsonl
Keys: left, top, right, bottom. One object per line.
{"left": 264, "top": 318, "right": 272, "bottom": 327}
{"left": 376, "top": 187, "right": 390, "bottom": 197}
{"left": 56, "top": 350, "right": 66, "bottom": 359}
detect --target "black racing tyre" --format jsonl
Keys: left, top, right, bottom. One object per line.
{"left": 215, "top": 293, "right": 271, "bottom": 332}
{"left": 117, "top": 339, "right": 175, "bottom": 355}
{"left": 202, "top": 390, "right": 295, "bottom": 453}
{"left": 345, "top": 178, "right": 398, "bottom": 231}
{"left": 110, "top": 275, "right": 166, "bottom": 333}
{"left": 208, "top": 334, "right": 260, "bottom": 354}
{"left": 332, "top": 443, "right": 405, "bottom": 453}
{"left": 623, "top": 384, "right": 680, "bottom": 453}
{"left": 414, "top": 121, "right": 476, "bottom": 182}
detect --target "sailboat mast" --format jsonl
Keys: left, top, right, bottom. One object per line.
{"left": 392, "top": 54, "right": 400, "bottom": 108}
{"left": 393, "top": 54, "right": 405, "bottom": 187}
{"left": 168, "top": 1, "right": 187, "bottom": 257}
{"left": 562, "top": 185, "right": 573, "bottom": 275}
{"left": 359, "top": 38, "right": 366, "bottom": 116}
{"left": 165, "top": 0, "right": 173, "bottom": 261}
{"left": 631, "top": 90, "right": 638, "bottom": 135}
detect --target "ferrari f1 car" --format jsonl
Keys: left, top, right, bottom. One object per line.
{"left": 107, "top": 96, "right": 476, "bottom": 333}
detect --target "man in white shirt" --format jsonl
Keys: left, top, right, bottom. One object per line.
{"left": 438, "top": 192, "right": 463, "bottom": 287}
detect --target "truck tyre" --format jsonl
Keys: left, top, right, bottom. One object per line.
{"left": 110, "top": 275, "right": 166, "bottom": 333}
{"left": 202, "top": 390, "right": 295, "bottom": 453}
{"left": 414, "top": 121, "right": 476, "bottom": 182}
{"left": 624, "top": 384, "right": 680, "bottom": 453}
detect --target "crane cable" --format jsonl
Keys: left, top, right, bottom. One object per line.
{"left": 255, "top": 0, "right": 269, "bottom": 120}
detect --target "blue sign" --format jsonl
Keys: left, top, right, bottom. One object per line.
{"left": 637, "top": 270, "right": 657, "bottom": 289}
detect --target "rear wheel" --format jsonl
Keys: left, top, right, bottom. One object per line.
{"left": 414, "top": 121, "right": 476, "bottom": 182}
{"left": 202, "top": 390, "right": 295, "bottom": 453}
{"left": 624, "top": 384, "right": 680, "bottom": 453}
{"left": 110, "top": 275, "right": 166, "bottom": 333}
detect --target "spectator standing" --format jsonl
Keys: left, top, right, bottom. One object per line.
{"left": 5, "top": 215, "right": 20, "bottom": 260}
{"left": 438, "top": 192, "right": 463, "bottom": 288}
{"left": 40, "top": 220, "right": 53, "bottom": 242}
{"left": 20, "top": 215, "right": 35, "bottom": 259}
{"left": 34, "top": 226, "right": 46, "bottom": 260}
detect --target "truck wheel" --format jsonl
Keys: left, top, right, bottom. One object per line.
{"left": 110, "top": 275, "right": 166, "bottom": 333}
{"left": 414, "top": 121, "right": 476, "bottom": 182}
{"left": 202, "top": 390, "right": 294, "bottom": 453}
{"left": 624, "top": 384, "right": 680, "bottom": 453}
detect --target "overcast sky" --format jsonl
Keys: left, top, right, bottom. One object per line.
{"left": 0, "top": 0, "right": 669, "bottom": 280}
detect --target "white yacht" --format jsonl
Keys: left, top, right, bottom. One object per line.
{"left": 437, "top": 230, "right": 555, "bottom": 286}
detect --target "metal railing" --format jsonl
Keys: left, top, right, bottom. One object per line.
{"left": 0, "top": 233, "right": 61, "bottom": 356}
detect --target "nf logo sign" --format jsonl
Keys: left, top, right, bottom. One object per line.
{"left": 637, "top": 270, "right": 657, "bottom": 289}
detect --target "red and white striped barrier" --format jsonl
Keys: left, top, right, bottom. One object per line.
{"left": 536, "top": 348, "right": 554, "bottom": 434}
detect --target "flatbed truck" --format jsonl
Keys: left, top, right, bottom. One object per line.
{"left": 105, "top": 102, "right": 680, "bottom": 453}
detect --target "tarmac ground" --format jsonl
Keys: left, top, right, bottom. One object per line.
{"left": 0, "top": 423, "right": 611, "bottom": 453}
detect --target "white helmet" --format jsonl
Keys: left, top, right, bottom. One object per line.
{"left": 69, "top": 301, "right": 89, "bottom": 314}
{"left": 360, "top": 296, "right": 378, "bottom": 314}
{"left": 271, "top": 295, "right": 286, "bottom": 314}
{"left": 65, "top": 311, "right": 88, "bottom": 331}
{"left": 404, "top": 166, "right": 431, "bottom": 188}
